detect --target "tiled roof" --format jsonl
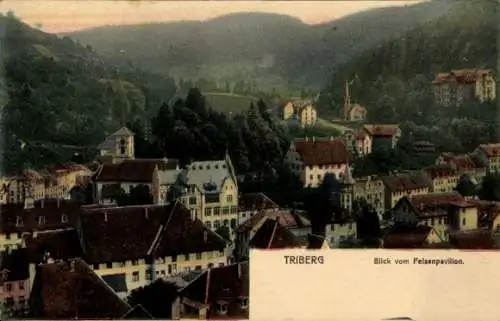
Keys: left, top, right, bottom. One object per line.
{"left": 477, "top": 143, "right": 500, "bottom": 158}
{"left": 249, "top": 219, "right": 301, "bottom": 249}
{"left": 181, "top": 261, "right": 249, "bottom": 319}
{"left": 24, "top": 228, "right": 84, "bottom": 263}
{"left": 237, "top": 209, "right": 310, "bottom": 233}
{"left": 433, "top": 69, "right": 492, "bottom": 84}
{"left": 444, "top": 153, "right": 486, "bottom": 171}
{"left": 306, "top": 234, "right": 326, "bottom": 249}
{"left": 424, "top": 164, "right": 457, "bottom": 179}
{"left": 80, "top": 203, "right": 226, "bottom": 264}
{"left": 449, "top": 229, "right": 495, "bottom": 249}
{"left": 383, "top": 171, "right": 431, "bottom": 192}
{"left": 29, "top": 258, "right": 131, "bottom": 319}
{"left": 102, "top": 274, "right": 128, "bottom": 293}
{"left": 406, "top": 191, "right": 467, "bottom": 218}
{"left": 383, "top": 225, "right": 432, "bottom": 249}
{"left": 238, "top": 193, "right": 279, "bottom": 212}
{"left": 110, "top": 127, "right": 135, "bottom": 137}
{"left": 94, "top": 158, "right": 179, "bottom": 183}
{"left": 293, "top": 138, "right": 349, "bottom": 166}
{"left": 0, "top": 200, "right": 82, "bottom": 234}
{"left": 0, "top": 249, "right": 30, "bottom": 283}
{"left": 363, "top": 124, "right": 400, "bottom": 137}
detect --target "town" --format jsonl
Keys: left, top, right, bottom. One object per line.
{"left": 0, "top": 0, "right": 496, "bottom": 319}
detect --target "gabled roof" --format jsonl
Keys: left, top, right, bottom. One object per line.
{"left": 80, "top": 203, "right": 226, "bottom": 264}
{"left": 477, "top": 143, "right": 500, "bottom": 158}
{"left": 397, "top": 192, "right": 468, "bottom": 218}
{"left": 110, "top": 127, "right": 135, "bottom": 137}
{"left": 306, "top": 234, "right": 327, "bottom": 249}
{"left": 94, "top": 159, "right": 179, "bottom": 183}
{"left": 292, "top": 138, "right": 350, "bottom": 166}
{"left": 29, "top": 258, "right": 131, "bottom": 319}
{"left": 383, "top": 171, "right": 431, "bottom": 192}
{"left": 237, "top": 209, "right": 310, "bottom": 233}
{"left": 186, "top": 159, "right": 233, "bottom": 194}
{"left": 383, "top": 225, "right": 433, "bottom": 249}
{"left": 24, "top": 228, "right": 84, "bottom": 263}
{"left": 424, "top": 164, "right": 458, "bottom": 179}
{"left": 238, "top": 193, "right": 279, "bottom": 212}
{"left": 249, "top": 219, "right": 301, "bottom": 249}
{"left": 363, "top": 124, "right": 400, "bottom": 137}
{"left": 181, "top": 262, "right": 249, "bottom": 319}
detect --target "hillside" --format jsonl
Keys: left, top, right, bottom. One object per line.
{"left": 64, "top": 0, "right": 458, "bottom": 89}
{"left": 0, "top": 14, "right": 178, "bottom": 174}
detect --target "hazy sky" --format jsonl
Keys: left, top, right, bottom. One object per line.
{"left": 0, "top": 0, "right": 426, "bottom": 34}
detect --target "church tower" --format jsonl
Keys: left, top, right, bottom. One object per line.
{"left": 340, "top": 164, "right": 355, "bottom": 213}
{"left": 97, "top": 127, "right": 135, "bottom": 164}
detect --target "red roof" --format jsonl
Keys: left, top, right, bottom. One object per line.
{"left": 407, "top": 192, "right": 468, "bottom": 217}
{"left": 477, "top": 143, "right": 500, "bottom": 158}
{"left": 249, "top": 219, "right": 301, "bottom": 249}
{"left": 293, "top": 138, "right": 349, "bottom": 166}
{"left": 80, "top": 203, "right": 226, "bottom": 264}
{"left": 363, "top": 124, "right": 400, "bottom": 137}
{"left": 94, "top": 159, "right": 179, "bottom": 183}
{"left": 237, "top": 209, "right": 310, "bottom": 233}
{"left": 433, "top": 69, "right": 492, "bottom": 84}
{"left": 424, "top": 164, "right": 457, "bottom": 179}
{"left": 383, "top": 225, "right": 432, "bottom": 249}
{"left": 29, "top": 258, "right": 131, "bottom": 319}
{"left": 383, "top": 171, "right": 431, "bottom": 192}
{"left": 238, "top": 193, "right": 279, "bottom": 212}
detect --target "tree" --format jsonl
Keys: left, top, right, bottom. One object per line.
{"left": 117, "top": 184, "right": 153, "bottom": 206}
{"left": 215, "top": 225, "right": 231, "bottom": 241}
{"left": 455, "top": 175, "right": 477, "bottom": 197}
{"left": 353, "top": 198, "right": 382, "bottom": 247}
{"left": 128, "top": 280, "right": 179, "bottom": 319}
{"left": 478, "top": 174, "right": 500, "bottom": 201}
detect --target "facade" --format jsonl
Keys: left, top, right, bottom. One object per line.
{"left": 342, "top": 80, "right": 367, "bottom": 121}
{"left": 237, "top": 193, "right": 279, "bottom": 225}
{"left": 423, "top": 164, "right": 459, "bottom": 193}
{"left": 286, "top": 137, "right": 350, "bottom": 188}
{"left": 432, "top": 69, "right": 496, "bottom": 106}
{"left": 475, "top": 143, "right": 500, "bottom": 173}
{"left": 97, "top": 127, "right": 136, "bottom": 164}
{"left": 382, "top": 171, "right": 431, "bottom": 210}
{"left": 343, "top": 130, "right": 373, "bottom": 157}
{"left": 80, "top": 203, "right": 229, "bottom": 293}
{"left": 362, "top": 124, "right": 401, "bottom": 150}
{"left": 353, "top": 175, "right": 385, "bottom": 216}
{"left": 436, "top": 152, "right": 487, "bottom": 183}
{"left": 325, "top": 218, "right": 357, "bottom": 247}
{"left": 0, "top": 249, "right": 30, "bottom": 315}
{"left": 282, "top": 100, "right": 318, "bottom": 127}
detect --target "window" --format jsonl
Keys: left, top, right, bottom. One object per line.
{"left": 132, "top": 271, "right": 139, "bottom": 282}
{"left": 185, "top": 254, "right": 190, "bottom": 261}
{"left": 239, "top": 297, "right": 249, "bottom": 309}
{"left": 189, "top": 197, "right": 197, "bottom": 205}
{"left": 309, "top": 174, "right": 313, "bottom": 180}
{"left": 208, "top": 263, "right": 214, "bottom": 269}
{"left": 205, "top": 221, "right": 212, "bottom": 229}
{"left": 61, "top": 214, "right": 68, "bottom": 223}
{"left": 317, "top": 174, "right": 321, "bottom": 180}
{"left": 93, "top": 264, "right": 99, "bottom": 270}
{"left": 18, "top": 296, "right": 26, "bottom": 307}
{"left": 119, "top": 139, "right": 127, "bottom": 155}
{"left": 223, "top": 219, "right": 229, "bottom": 226}
{"left": 168, "top": 264, "right": 172, "bottom": 274}
{"left": 196, "top": 253, "right": 202, "bottom": 260}
{"left": 5, "top": 283, "right": 12, "bottom": 292}
{"left": 37, "top": 216, "right": 46, "bottom": 225}
{"left": 462, "top": 217, "right": 466, "bottom": 226}
{"left": 205, "top": 208, "right": 212, "bottom": 216}
{"left": 214, "top": 220, "right": 221, "bottom": 229}
{"left": 214, "top": 207, "right": 220, "bottom": 215}
{"left": 348, "top": 223, "right": 352, "bottom": 230}
{"left": 218, "top": 302, "right": 228, "bottom": 315}
{"left": 226, "top": 195, "right": 233, "bottom": 203}
{"left": 4, "top": 297, "right": 14, "bottom": 308}
{"left": 195, "top": 265, "right": 202, "bottom": 270}
{"left": 222, "top": 207, "right": 230, "bottom": 215}
{"left": 5, "top": 234, "right": 10, "bottom": 240}
{"left": 146, "top": 268, "right": 152, "bottom": 281}
{"left": 231, "top": 207, "right": 238, "bottom": 214}
{"left": 132, "top": 260, "right": 139, "bottom": 266}
{"left": 15, "top": 216, "right": 23, "bottom": 227}
{"left": 230, "top": 219, "right": 237, "bottom": 228}
{"left": 18, "top": 281, "right": 24, "bottom": 290}
{"left": 218, "top": 262, "right": 224, "bottom": 267}
{"left": 106, "top": 262, "right": 112, "bottom": 269}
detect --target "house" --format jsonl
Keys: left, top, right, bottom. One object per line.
{"left": 44, "top": 164, "right": 93, "bottom": 199}
{"left": 179, "top": 261, "right": 249, "bottom": 320}
{"left": 29, "top": 258, "right": 133, "bottom": 319}
{"left": 80, "top": 202, "right": 228, "bottom": 293}
{"left": 306, "top": 234, "right": 330, "bottom": 249}
{"left": 382, "top": 171, "right": 431, "bottom": 210}
{"left": 353, "top": 175, "right": 385, "bottom": 216}
{"left": 448, "top": 229, "right": 496, "bottom": 249}
{"left": 153, "top": 166, "right": 183, "bottom": 204}
{"left": 325, "top": 214, "right": 357, "bottom": 247}
{"left": 93, "top": 158, "right": 179, "bottom": 204}
{"left": 238, "top": 193, "right": 279, "bottom": 225}
{"left": 235, "top": 209, "right": 311, "bottom": 259}
{"left": 286, "top": 137, "right": 350, "bottom": 188}
{"left": 475, "top": 143, "right": 500, "bottom": 173}
{"left": 432, "top": 69, "right": 496, "bottom": 106}
{"left": 436, "top": 152, "right": 487, "bottom": 183}
{"left": 465, "top": 199, "right": 500, "bottom": 231}
{"left": 342, "top": 80, "right": 367, "bottom": 121}
{"left": 362, "top": 124, "right": 401, "bottom": 150}
{"left": 343, "top": 130, "right": 372, "bottom": 157}
{"left": 248, "top": 219, "right": 303, "bottom": 250}
{"left": 97, "top": 127, "right": 136, "bottom": 164}
{"left": 423, "top": 164, "right": 459, "bottom": 193}
{"left": 282, "top": 100, "right": 318, "bottom": 127}
{"left": 184, "top": 155, "right": 239, "bottom": 237}
{"left": 0, "top": 249, "right": 30, "bottom": 315}
{"left": 382, "top": 225, "right": 441, "bottom": 248}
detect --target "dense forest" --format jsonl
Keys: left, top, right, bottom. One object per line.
{"left": 318, "top": 0, "right": 498, "bottom": 153}
{"left": 0, "top": 14, "right": 178, "bottom": 174}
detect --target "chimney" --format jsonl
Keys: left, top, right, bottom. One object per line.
{"left": 70, "top": 260, "right": 76, "bottom": 272}
{"left": 144, "top": 207, "right": 149, "bottom": 219}
{"left": 104, "top": 212, "right": 108, "bottom": 222}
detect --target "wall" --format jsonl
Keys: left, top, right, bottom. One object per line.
{"left": 325, "top": 222, "right": 357, "bottom": 247}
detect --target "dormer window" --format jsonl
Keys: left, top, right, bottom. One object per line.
{"left": 15, "top": 216, "right": 23, "bottom": 227}
{"left": 38, "top": 215, "right": 46, "bottom": 225}
{"left": 206, "top": 165, "right": 211, "bottom": 170}
{"left": 217, "top": 301, "right": 228, "bottom": 315}
{"left": 239, "top": 296, "right": 249, "bottom": 309}
{"left": 215, "top": 165, "right": 219, "bottom": 169}
{"left": 119, "top": 139, "right": 127, "bottom": 155}
{"left": 61, "top": 214, "right": 68, "bottom": 223}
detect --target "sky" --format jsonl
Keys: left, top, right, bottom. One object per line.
{"left": 0, "top": 0, "right": 426, "bottom": 34}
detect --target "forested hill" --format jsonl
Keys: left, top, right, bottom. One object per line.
{"left": 65, "top": 0, "right": 458, "bottom": 88}
{"left": 318, "top": 0, "right": 497, "bottom": 120}
{"left": 0, "top": 14, "right": 177, "bottom": 174}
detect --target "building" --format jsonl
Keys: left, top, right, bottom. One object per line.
{"left": 382, "top": 171, "right": 431, "bottom": 210}
{"left": 93, "top": 158, "right": 179, "bottom": 204}
{"left": 282, "top": 100, "right": 318, "bottom": 127}
{"left": 342, "top": 80, "right": 367, "bottom": 122}
{"left": 178, "top": 261, "right": 249, "bottom": 320}
{"left": 342, "top": 130, "right": 373, "bottom": 157}
{"left": 475, "top": 143, "right": 500, "bottom": 173}
{"left": 339, "top": 165, "right": 355, "bottom": 213}
{"left": 466, "top": 199, "right": 500, "bottom": 231}
{"left": 306, "top": 234, "right": 330, "bottom": 249}
{"left": 237, "top": 193, "right": 279, "bottom": 225}
{"left": 29, "top": 258, "right": 135, "bottom": 319}
{"left": 184, "top": 155, "right": 239, "bottom": 236}
{"left": 382, "top": 225, "right": 441, "bottom": 248}
{"left": 353, "top": 175, "right": 385, "bottom": 216}
{"left": 362, "top": 124, "right": 401, "bottom": 150}
{"left": 325, "top": 215, "right": 357, "bottom": 247}
{"left": 436, "top": 152, "right": 487, "bottom": 183}
{"left": 432, "top": 69, "right": 496, "bottom": 106}
{"left": 286, "top": 137, "right": 350, "bottom": 188}
{"left": 80, "top": 202, "right": 228, "bottom": 293}
{"left": 423, "top": 164, "right": 459, "bottom": 193}
{"left": 0, "top": 249, "right": 30, "bottom": 315}
{"left": 97, "top": 127, "right": 136, "bottom": 164}
{"left": 235, "top": 209, "right": 311, "bottom": 259}
{"left": 411, "top": 140, "right": 436, "bottom": 156}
